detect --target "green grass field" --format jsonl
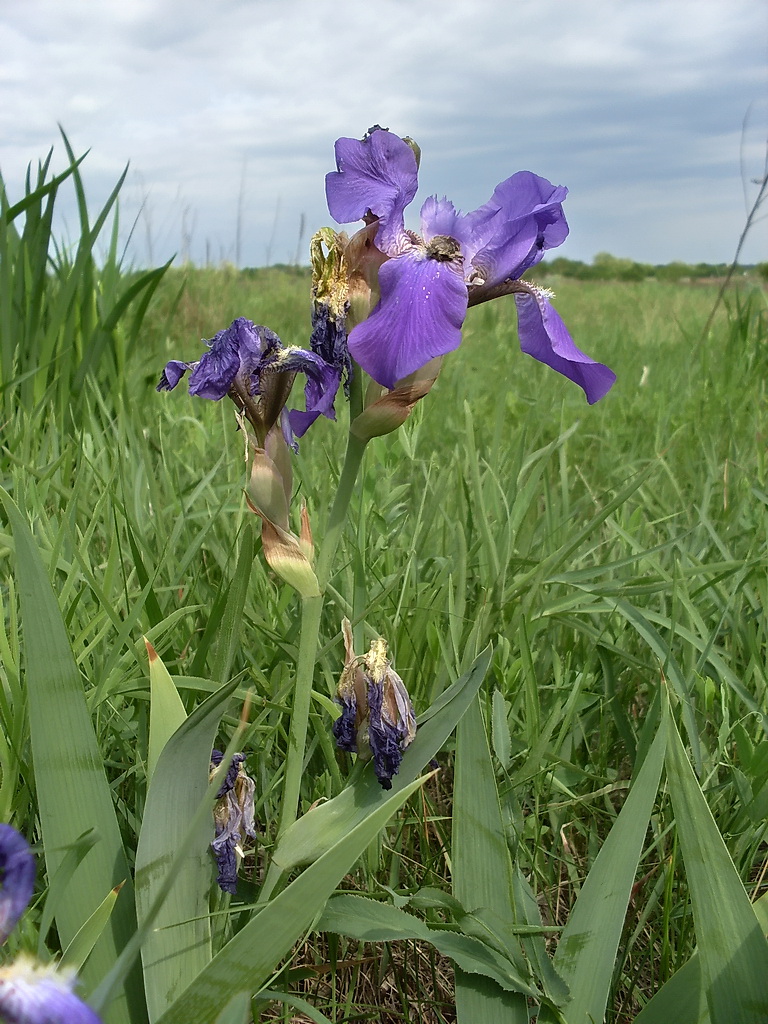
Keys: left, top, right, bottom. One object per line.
{"left": 1, "top": 155, "right": 767, "bottom": 1023}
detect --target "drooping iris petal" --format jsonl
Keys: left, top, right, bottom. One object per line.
{"left": 211, "top": 749, "right": 245, "bottom": 797}
{"left": 187, "top": 325, "right": 242, "bottom": 400}
{"left": 331, "top": 692, "right": 359, "bottom": 753}
{"left": 326, "top": 131, "right": 418, "bottom": 255}
{"left": 156, "top": 360, "right": 191, "bottom": 392}
{"left": 308, "top": 302, "right": 350, "bottom": 387}
{"left": 0, "top": 825, "right": 35, "bottom": 946}
{"left": 366, "top": 672, "right": 416, "bottom": 791}
{"left": 514, "top": 287, "right": 617, "bottom": 405}
{"left": 283, "top": 348, "right": 341, "bottom": 438}
{"left": 0, "top": 959, "right": 102, "bottom": 1024}
{"left": 348, "top": 251, "right": 468, "bottom": 389}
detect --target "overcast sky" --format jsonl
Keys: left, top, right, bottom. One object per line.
{"left": 2, "top": 0, "right": 766, "bottom": 268}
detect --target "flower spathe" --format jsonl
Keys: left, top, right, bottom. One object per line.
{"left": 332, "top": 619, "right": 417, "bottom": 790}
{"left": 157, "top": 316, "right": 341, "bottom": 442}
{"left": 0, "top": 825, "right": 102, "bottom": 1024}
{"left": 326, "top": 128, "right": 616, "bottom": 402}
{"left": 210, "top": 750, "right": 257, "bottom": 895}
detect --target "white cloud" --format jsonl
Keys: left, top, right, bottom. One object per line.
{"left": 0, "top": 0, "right": 765, "bottom": 266}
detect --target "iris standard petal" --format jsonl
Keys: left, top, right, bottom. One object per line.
{"left": 514, "top": 287, "right": 616, "bottom": 404}
{"left": 0, "top": 825, "right": 35, "bottom": 946}
{"left": 326, "top": 131, "right": 418, "bottom": 255}
{"left": 487, "top": 171, "right": 569, "bottom": 242}
{"left": 348, "top": 250, "right": 468, "bottom": 389}
{"left": 471, "top": 171, "right": 569, "bottom": 286}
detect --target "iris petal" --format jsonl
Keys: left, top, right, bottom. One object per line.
{"left": 0, "top": 962, "right": 102, "bottom": 1024}
{"left": 156, "top": 360, "right": 190, "bottom": 392}
{"left": 326, "top": 131, "right": 418, "bottom": 255}
{"left": 332, "top": 693, "right": 359, "bottom": 753}
{"left": 471, "top": 171, "right": 569, "bottom": 287}
{"left": 348, "top": 251, "right": 468, "bottom": 389}
{"left": 514, "top": 287, "right": 616, "bottom": 404}
{"left": 283, "top": 349, "right": 341, "bottom": 438}
{"left": 0, "top": 826, "right": 35, "bottom": 946}
{"left": 366, "top": 681, "right": 403, "bottom": 790}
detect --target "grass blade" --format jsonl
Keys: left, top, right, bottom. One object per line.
{"left": 145, "top": 639, "right": 187, "bottom": 786}
{"left": 664, "top": 705, "right": 768, "bottom": 1023}
{"left": 453, "top": 691, "right": 536, "bottom": 1023}
{"left": 540, "top": 715, "right": 666, "bottom": 1024}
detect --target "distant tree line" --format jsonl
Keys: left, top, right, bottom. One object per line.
{"left": 240, "top": 256, "right": 768, "bottom": 282}
{"left": 533, "top": 252, "right": 768, "bottom": 283}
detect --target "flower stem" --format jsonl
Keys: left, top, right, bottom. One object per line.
{"left": 316, "top": 431, "right": 367, "bottom": 589}
{"left": 274, "top": 590, "right": 323, "bottom": 841}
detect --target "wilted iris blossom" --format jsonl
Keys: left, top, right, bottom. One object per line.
{"left": 325, "top": 127, "right": 616, "bottom": 403}
{"left": 158, "top": 316, "right": 340, "bottom": 442}
{"left": 210, "top": 750, "right": 257, "bottom": 895}
{"left": 0, "top": 824, "right": 102, "bottom": 1024}
{"left": 333, "top": 619, "right": 417, "bottom": 790}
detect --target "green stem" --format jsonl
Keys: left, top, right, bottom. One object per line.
{"left": 316, "top": 431, "right": 367, "bottom": 588}
{"left": 274, "top": 591, "right": 323, "bottom": 841}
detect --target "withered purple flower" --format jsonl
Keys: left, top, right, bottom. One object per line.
{"left": 332, "top": 620, "right": 417, "bottom": 790}
{"left": 158, "top": 316, "right": 340, "bottom": 441}
{"left": 326, "top": 127, "right": 616, "bottom": 402}
{"left": 0, "top": 824, "right": 103, "bottom": 1024}
{"left": 210, "top": 750, "right": 257, "bottom": 895}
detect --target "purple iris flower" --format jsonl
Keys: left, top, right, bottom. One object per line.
{"left": 158, "top": 317, "right": 340, "bottom": 441}
{"left": 210, "top": 750, "right": 256, "bottom": 895}
{"left": 326, "top": 128, "right": 616, "bottom": 403}
{"left": 0, "top": 824, "right": 103, "bottom": 1023}
{"left": 332, "top": 620, "right": 416, "bottom": 790}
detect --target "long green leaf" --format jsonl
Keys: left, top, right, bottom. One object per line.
{"left": 635, "top": 893, "right": 768, "bottom": 1023}
{"left": 319, "top": 893, "right": 540, "bottom": 997}
{"left": 663, "top": 709, "right": 768, "bottom": 1023}
{"left": 540, "top": 716, "right": 666, "bottom": 1024}
{"left": 0, "top": 486, "right": 144, "bottom": 1024}
{"left": 136, "top": 677, "right": 240, "bottom": 1023}
{"left": 156, "top": 773, "right": 431, "bottom": 1024}
{"left": 453, "top": 691, "right": 537, "bottom": 1024}
{"left": 145, "top": 639, "right": 187, "bottom": 786}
